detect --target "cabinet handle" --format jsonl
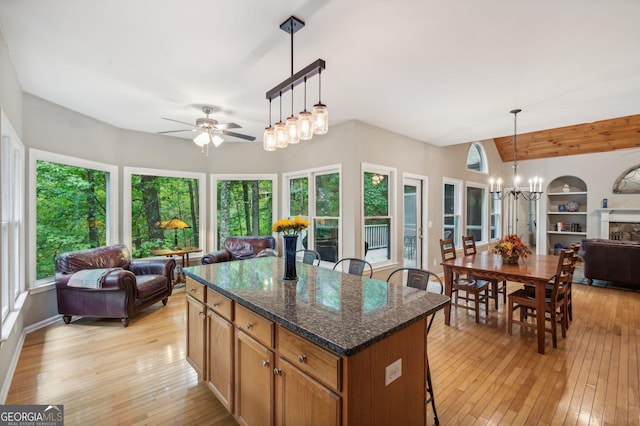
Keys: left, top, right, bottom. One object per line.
{"left": 245, "top": 322, "right": 254, "bottom": 329}
{"left": 189, "top": 287, "right": 196, "bottom": 292}
{"left": 273, "top": 368, "right": 282, "bottom": 376}
{"left": 297, "top": 354, "right": 307, "bottom": 363}
{"left": 262, "top": 360, "right": 270, "bottom": 367}
{"left": 198, "top": 311, "right": 205, "bottom": 318}
{"left": 212, "top": 301, "right": 221, "bottom": 307}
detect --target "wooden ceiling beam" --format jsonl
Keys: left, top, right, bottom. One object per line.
{"left": 493, "top": 114, "right": 640, "bottom": 162}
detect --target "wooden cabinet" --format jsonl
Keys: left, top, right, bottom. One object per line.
{"left": 186, "top": 279, "right": 206, "bottom": 378}
{"left": 275, "top": 328, "right": 341, "bottom": 426}
{"left": 546, "top": 176, "right": 588, "bottom": 254}
{"left": 205, "top": 287, "right": 234, "bottom": 412}
{"left": 235, "top": 328, "right": 275, "bottom": 426}
{"left": 275, "top": 357, "right": 341, "bottom": 426}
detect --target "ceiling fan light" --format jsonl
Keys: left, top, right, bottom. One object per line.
{"left": 298, "top": 110, "right": 313, "bottom": 140}
{"left": 285, "top": 115, "right": 300, "bottom": 144}
{"left": 212, "top": 134, "right": 224, "bottom": 147}
{"left": 274, "top": 121, "right": 287, "bottom": 148}
{"left": 312, "top": 103, "right": 328, "bottom": 135}
{"left": 193, "top": 131, "right": 210, "bottom": 147}
{"left": 263, "top": 126, "right": 276, "bottom": 151}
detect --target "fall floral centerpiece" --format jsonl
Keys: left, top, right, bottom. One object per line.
{"left": 272, "top": 216, "right": 310, "bottom": 280}
{"left": 489, "top": 233, "right": 532, "bottom": 264}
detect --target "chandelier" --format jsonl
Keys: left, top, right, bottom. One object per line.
{"left": 263, "top": 16, "right": 328, "bottom": 152}
{"left": 490, "top": 109, "right": 543, "bottom": 201}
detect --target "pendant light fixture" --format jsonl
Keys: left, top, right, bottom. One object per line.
{"left": 489, "top": 109, "right": 543, "bottom": 201}
{"left": 312, "top": 68, "right": 328, "bottom": 135}
{"left": 264, "top": 15, "right": 328, "bottom": 151}
{"left": 263, "top": 99, "right": 276, "bottom": 151}
{"left": 274, "top": 92, "right": 287, "bottom": 148}
{"left": 298, "top": 77, "right": 314, "bottom": 140}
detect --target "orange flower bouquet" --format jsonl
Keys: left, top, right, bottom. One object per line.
{"left": 489, "top": 233, "right": 532, "bottom": 262}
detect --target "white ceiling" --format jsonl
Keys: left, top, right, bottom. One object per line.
{"left": 1, "top": 0, "right": 639, "bottom": 147}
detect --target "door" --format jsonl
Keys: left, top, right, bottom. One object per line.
{"left": 403, "top": 177, "right": 424, "bottom": 268}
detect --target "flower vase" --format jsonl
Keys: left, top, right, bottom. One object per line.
{"left": 502, "top": 254, "right": 520, "bottom": 264}
{"left": 283, "top": 235, "right": 298, "bottom": 280}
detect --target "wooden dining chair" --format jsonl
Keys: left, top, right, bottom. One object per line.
{"left": 462, "top": 235, "right": 507, "bottom": 309}
{"left": 439, "top": 238, "right": 489, "bottom": 323}
{"left": 386, "top": 267, "right": 443, "bottom": 425}
{"left": 507, "top": 249, "right": 575, "bottom": 348}
{"left": 332, "top": 257, "right": 373, "bottom": 278}
{"left": 296, "top": 249, "right": 321, "bottom": 266}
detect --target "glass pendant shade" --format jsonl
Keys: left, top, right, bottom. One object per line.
{"left": 298, "top": 110, "right": 313, "bottom": 140}
{"left": 285, "top": 115, "right": 300, "bottom": 144}
{"left": 274, "top": 121, "right": 288, "bottom": 148}
{"left": 212, "top": 134, "right": 224, "bottom": 147}
{"left": 263, "top": 126, "right": 276, "bottom": 151}
{"left": 312, "top": 103, "right": 329, "bottom": 135}
{"left": 193, "top": 131, "right": 210, "bottom": 147}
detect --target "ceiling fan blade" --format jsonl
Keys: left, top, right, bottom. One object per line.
{"left": 223, "top": 130, "right": 256, "bottom": 141}
{"left": 157, "top": 129, "right": 194, "bottom": 134}
{"left": 215, "top": 122, "right": 241, "bottom": 130}
{"left": 161, "top": 117, "right": 195, "bottom": 126}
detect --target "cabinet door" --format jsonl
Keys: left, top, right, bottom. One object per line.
{"left": 235, "top": 330, "right": 274, "bottom": 426}
{"left": 206, "top": 309, "right": 234, "bottom": 412}
{"left": 275, "top": 357, "right": 341, "bottom": 426}
{"left": 186, "top": 294, "right": 206, "bottom": 378}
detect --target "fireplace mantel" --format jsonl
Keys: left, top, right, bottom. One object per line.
{"left": 598, "top": 208, "right": 640, "bottom": 238}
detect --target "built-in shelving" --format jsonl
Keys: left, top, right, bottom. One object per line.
{"left": 546, "top": 176, "right": 587, "bottom": 254}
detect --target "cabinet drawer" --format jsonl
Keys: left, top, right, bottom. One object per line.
{"left": 278, "top": 326, "right": 342, "bottom": 391}
{"left": 235, "top": 305, "right": 274, "bottom": 348}
{"left": 185, "top": 278, "right": 206, "bottom": 303}
{"left": 206, "top": 287, "right": 233, "bottom": 321}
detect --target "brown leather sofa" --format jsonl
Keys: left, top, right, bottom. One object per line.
{"left": 55, "top": 244, "right": 176, "bottom": 326}
{"left": 579, "top": 238, "right": 640, "bottom": 288}
{"left": 201, "top": 236, "right": 276, "bottom": 264}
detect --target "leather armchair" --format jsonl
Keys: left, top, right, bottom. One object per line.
{"left": 201, "top": 236, "right": 276, "bottom": 264}
{"left": 55, "top": 244, "right": 176, "bottom": 327}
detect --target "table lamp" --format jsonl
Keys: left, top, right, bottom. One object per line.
{"left": 159, "top": 217, "right": 191, "bottom": 250}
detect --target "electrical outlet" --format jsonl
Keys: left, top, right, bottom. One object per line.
{"left": 384, "top": 358, "right": 402, "bottom": 386}
{"left": 433, "top": 258, "right": 437, "bottom": 267}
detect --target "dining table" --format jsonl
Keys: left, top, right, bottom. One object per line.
{"left": 441, "top": 251, "right": 560, "bottom": 354}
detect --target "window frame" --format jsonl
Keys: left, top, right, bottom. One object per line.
{"left": 282, "top": 165, "right": 342, "bottom": 264}
{"left": 466, "top": 142, "right": 489, "bottom": 174}
{"left": 124, "top": 167, "right": 206, "bottom": 256}
{"left": 1, "top": 112, "right": 26, "bottom": 339}
{"left": 29, "top": 149, "right": 118, "bottom": 288}
{"left": 362, "top": 163, "right": 396, "bottom": 267}
{"left": 211, "top": 173, "right": 278, "bottom": 252}
{"left": 465, "top": 181, "right": 489, "bottom": 244}
{"left": 443, "top": 177, "right": 463, "bottom": 245}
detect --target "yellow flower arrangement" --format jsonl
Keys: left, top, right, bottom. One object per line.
{"left": 489, "top": 233, "right": 532, "bottom": 259}
{"left": 272, "top": 216, "right": 310, "bottom": 236}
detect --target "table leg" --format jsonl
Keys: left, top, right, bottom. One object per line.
{"left": 443, "top": 265, "right": 453, "bottom": 326}
{"left": 535, "top": 280, "right": 546, "bottom": 354}
{"left": 175, "top": 254, "right": 187, "bottom": 284}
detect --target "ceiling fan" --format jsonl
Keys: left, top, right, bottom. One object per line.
{"left": 158, "top": 106, "right": 256, "bottom": 150}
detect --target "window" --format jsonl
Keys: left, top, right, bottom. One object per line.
{"left": 212, "top": 174, "right": 277, "bottom": 250}
{"left": 1, "top": 113, "right": 25, "bottom": 333}
{"left": 490, "top": 196, "right": 501, "bottom": 240}
{"left": 363, "top": 164, "right": 395, "bottom": 265}
{"left": 465, "top": 183, "right": 487, "bottom": 243}
{"left": 31, "top": 150, "right": 118, "bottom": 284}
{"left": 283, "top": 166, "right": 341, "bottom": 262}
{"left": 124, "top": 168, "right": 205, "bottom": 257}
{"left": 466, "top": 142, "right": 488, "bottom": 173}
{"left": 443, "top": 178, "right": 462, "bottom": 244}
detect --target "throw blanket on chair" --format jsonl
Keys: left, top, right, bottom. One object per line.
{"left": 68, "top": 268, "right": 122, "bottom": 289}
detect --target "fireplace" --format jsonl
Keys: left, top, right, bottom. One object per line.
{"left": 599, "top": 209, "right": 640, "bottom": 240}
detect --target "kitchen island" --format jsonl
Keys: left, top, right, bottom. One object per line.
{"left": 184, "top": 257, "right": 449, "bottom": 426}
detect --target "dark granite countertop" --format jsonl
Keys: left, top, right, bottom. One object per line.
{"left": 184, "top": 257, "right": 450, "bottom": 356}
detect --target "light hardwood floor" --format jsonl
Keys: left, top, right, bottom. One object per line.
{"left": 7, "top": 281, "right": 640, "bottom": 425}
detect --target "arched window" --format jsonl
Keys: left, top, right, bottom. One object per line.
{"left": 466, "top": 142, "right": 487, "bottom": 173}
{"left": 613, "top": 164, "right": 640, "bottom": 193}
